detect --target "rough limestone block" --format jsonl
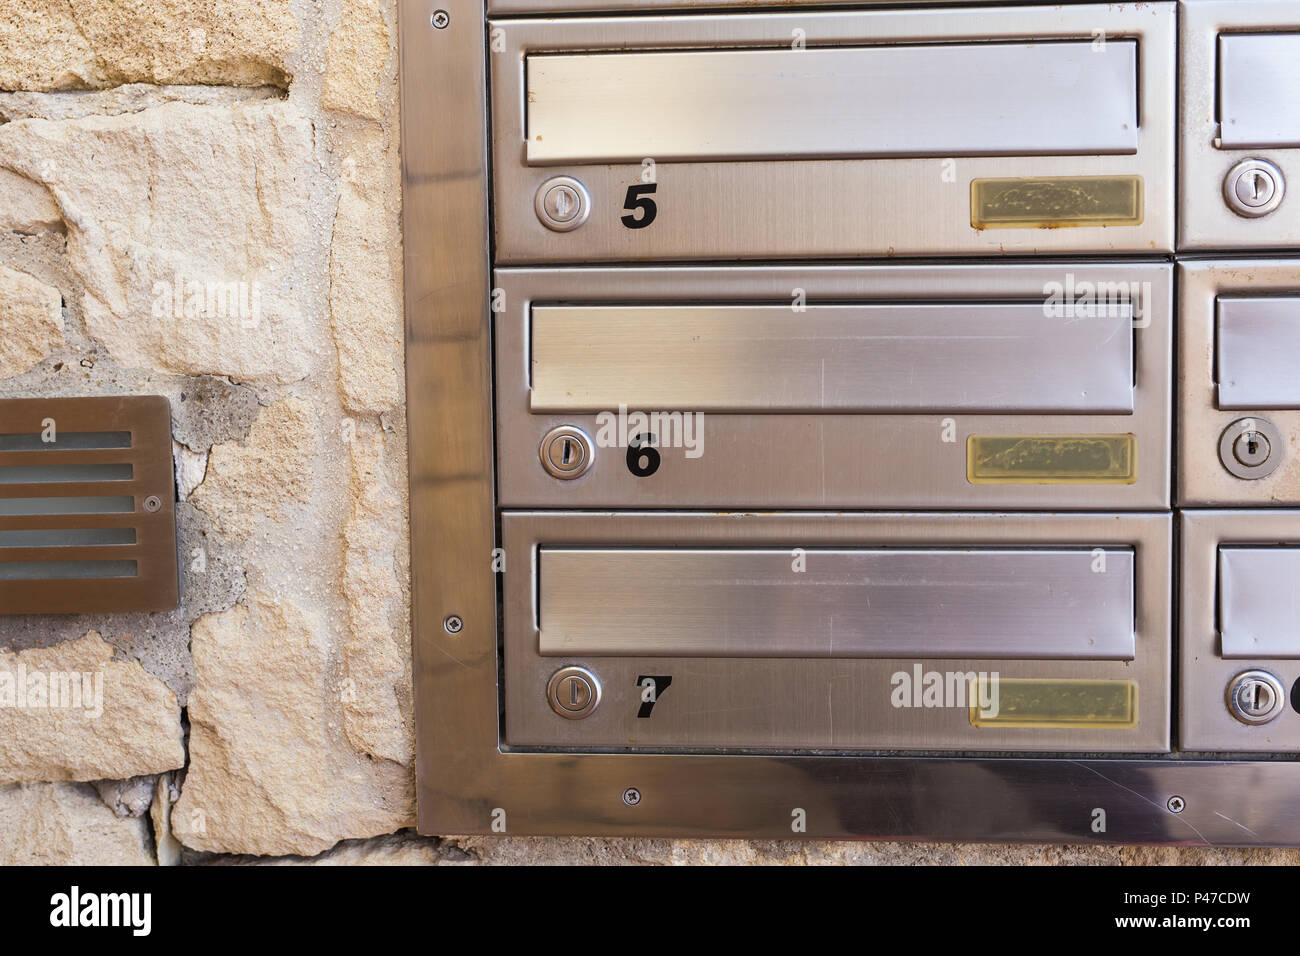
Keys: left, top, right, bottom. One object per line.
{"left": 0, "top": 262, "right": 62, "bottom": 377}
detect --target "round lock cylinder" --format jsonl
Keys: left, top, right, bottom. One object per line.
{"left": 539, "top": 425, "right": 594, "bottom": 479}
{"left": 547, "top": 666, "right": 601, "bottom": 719}
{"left": 1224, "top": 158, "right": 1286, "bottom": 218}
{"left": 1228, "top": 670, "right": 1286, "bottom": 725}
{"left": 534, "top": 176, "right": 591, "bottom": 232}
{"left": 1219, "top": 417, "right": 1284, "bottom": 480}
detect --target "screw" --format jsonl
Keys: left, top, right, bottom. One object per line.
{"left": 1167, "top": 795, "right": 1185, "bottom": 814}
{"left": 431, "top": 10, "right": 449, "bottom": 28}
{"left": 143, "top": 495, "right": 162, "bottom": 513}
{"left": 622, "top": 788, "right": 641, "bottom": 806}
{"left": 444, "top": 614, "right": 463, "bottom": 634}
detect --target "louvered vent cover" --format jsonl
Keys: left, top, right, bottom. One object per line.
{"left": 0, "top": 396, "right": 178, "bottom": 614}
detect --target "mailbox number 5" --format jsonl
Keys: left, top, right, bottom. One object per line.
{"left": 621, "top": 184, "right": 657, "bottom": 229}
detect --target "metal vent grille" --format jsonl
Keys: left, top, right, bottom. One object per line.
{"left": 0, "top": 396, "right": 178, "bottom": 614}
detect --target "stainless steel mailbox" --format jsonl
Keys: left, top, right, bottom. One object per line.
{"left": 1180, "top": 1, "right": 1300, "bottom": 248}
{"left": 490, "top": 4, "right": 1175, "bottom": 263}
{"left": 504, "top": 512, "right": 1170, "bottom": 753}
{"left": 1182, "top": 511, "right": 1300, "bottom": 751}
{"left": 1178, "top": 260, "right": 1300, "bottom": 505}
{"left": 401, "top": 0, "right": 1300, "bottom": 844}
{"left": 497, "top": 263, "right": 1170, "bottom": 510}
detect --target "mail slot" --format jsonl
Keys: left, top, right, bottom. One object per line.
{"left": 1180, "top": 1, "right": 1300, "bottom": 248}
{"left": 1181, "top": 511, "right": 1300, "bottom": 751}
{"left": 1177, "top": 260, "right": 1300, "bottom": 505}
{"left": 497, "top": 263, "right": 1170, "bottom": 510}
{"left": 1219, "top": 548, "right": 1300, "bottom": 658}
{"left": 504, "top": 512, "right": 1170, "bottom": 752}
{"left": 539, "top": 548, "right": 1136, "bottom": 660}
{"left": 491, "top": 4, "right": 1175, "bottom": 262}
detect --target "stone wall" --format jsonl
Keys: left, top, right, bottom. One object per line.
{"left": 0, "top": 0, "right": 1292, "bottom": 865}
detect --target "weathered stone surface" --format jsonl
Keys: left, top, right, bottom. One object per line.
{"left": 330, "top": 127, "right": 402, "bottom": 414}
{"left": 170, "top": 375, "right": 261, "bottom": 452}
{"left": 202, "top": 831, "right": 471, "bottom": 866}
{"left": 341, "top": 426, "right": 411, "bottom": 765}
{"left": 94, "top": 774, "right": 155, "bottom": 818}
{"left": 1120, "top": 845, "right": 1300, "bottom": 865}
{"left": 324, "top": 0, "right": 392, "bottom": 122}
{"left": 0, "top": 102, "right": 316, "bottom": 383}
{"left": 443, "top": 837, "right": 1129, "bottom": 866}
{"left": 0, "top": 84, "right": 283, "bottom": 123}
{"left": 0, "top": 0, "right": 296, "bottom": 92}
{"left": 0, "top": 632, "right": 184, "bottom": 784}
{"left": 174, "top": 588, "right": 414, "bottom": 856}
{"left": 189, "top": 397, "right": 316, "bottom": 539}
{"left": 0, "top": 168, "right": 62, "bottom": 233}
{"left": 152, "top": 774, "right": 182, "bottom": 866}
{"left": 0, "top": 2, "right": 100, "bottom": 91}
{"left": 0, "top": 782, "right": 154, "bottom": 865}
{"left": 0, "top": 263, "right": 62, "bottom": 377}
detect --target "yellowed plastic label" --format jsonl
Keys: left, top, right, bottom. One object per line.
{"left": 969, "top": 678, "right": 1138, "bottom": 729}
{"left": 971, "top": 175, "right": 1144, "bottom": 229}
{"left": 967, "top": 434, "right": 1136, "bottom": 484}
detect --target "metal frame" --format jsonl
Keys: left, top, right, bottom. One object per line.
{"left": 403, "top": 0, "right": 1300, "bottom": 844}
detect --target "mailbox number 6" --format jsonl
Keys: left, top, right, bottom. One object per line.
{"left": 627, "top": 433, "right": 660, "bottom": 478}
{"left": 621, "top": 184, "right": 657, "bottom": 229}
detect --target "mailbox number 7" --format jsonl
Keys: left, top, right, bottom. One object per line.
{"left": 621, "top": 184, "right": 657, "bottom": 229}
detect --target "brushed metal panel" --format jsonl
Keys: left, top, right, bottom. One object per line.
{"left": 0, "top": 396, "right": 177, "bottom": 615}
{"left": 505, "top": 512, "right": 1170, "bottom": 753}
{"left": 1180, "top": 1, "right": 1300, "bottom": 250}
{"left": 526, "top": 42, "right": 1138, "bottom": 165}
{"left": 1220, "top": 547, "right": 1300, "bottom": 658}
{"left": 1177, "top": 260, "right": 1300, "bottom": 506}
{"left": 539, "top": 547, "right": 1135, "bottom": 660}
{"left": 1217, "top": 297, "right": 1300, "bottom": 409}
{"left": 400, "top": 0, "right": 502, "bottom": 838}
{"left": 1181, "top": 511, "right": 1300, "bottom": 751}
{"left": 498, "top": 264, "right": 1171, "bottom": 511}
{"left": 1218, "top": 34, "right": 1300, "bottom": 149}
{"left": 531, "top": 302, "right": 1135, "bottom": 415}
{"left": 492, "top": 5, "right": 1175, "bottom": 262}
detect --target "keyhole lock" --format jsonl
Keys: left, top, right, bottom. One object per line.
{"left": 1228, "top": 670, "right": 1286, "bottom": 725}
{"left": 547, "top": 666, "right": 601, "bottom": 719}
{"left": 1224, "top": 158, "right": 1286, "bottom": 218}
{"left": 534, "top": 175, "right": 591, "bottom": 232}
{"left": 539, "top": 425, "right": 595, "bottom": 479}
{"left": 1219, "top": 417, "right": 1284, "bottom": 480}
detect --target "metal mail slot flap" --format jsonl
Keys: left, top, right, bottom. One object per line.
{"left": 1219, "top": 34, "right": 1300, "bottom": 149}
{"left": 531, "top": 302, "right": 1135, "bottom": 414}
{"left": 538, "top": 547, "right": 1136, "bottom": 660}
{"left": 1219, "top": 546, "right": 1300, "bottom": 658}
{"left": 1217, "top": 296, "right": 1300, "bottom": 409}
{"left": 525, "top": 41, "right": 1139, "bottom": 165}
